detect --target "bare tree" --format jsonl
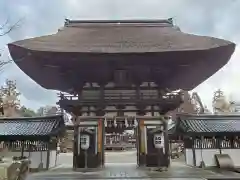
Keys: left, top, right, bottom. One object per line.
{"left": 0, "top": 18, "right": 22, "bottom": 37}
{"left": 0, "top": 18, "right": 23, "bottom": 70}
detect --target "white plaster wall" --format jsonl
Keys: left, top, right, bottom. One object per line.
{"left": 25, "top": 151, "right": 48, "bottom": 169}
{"left": 185, "top": 149, "right": 193, "bottom": 166}
{"left": 221, "top": 149, "right": 240, "bottom": 167}
{"left": 195, "top": 149, "right": 220, "bottom": 167}
{"left": 49, "top": 150, "right": 58, "bottom": 168}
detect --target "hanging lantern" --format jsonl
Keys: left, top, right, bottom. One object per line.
{"left": 114, "top": 117, "right": 117, "bottom": 127}
{"left": 104, "top": 118, "right": 107, "bottom": 127}
{"left": 125, "top": 117, "right": 128, "bottom": 128}
{"left": 134, "top": 117, "right": 138, "bottom": 127}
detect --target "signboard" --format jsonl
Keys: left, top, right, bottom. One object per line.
{"left": 153, "top": 133, "right": 164, "bottom": 149}
{"left": 80, "top": 134, "right": 90, "bottom": 150}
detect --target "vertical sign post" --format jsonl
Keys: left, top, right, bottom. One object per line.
{"left": 154, "top": 133, "right": 164, "bottom": 168}
{"left": 80, "top": 134, "right": 90, "bottom": 169}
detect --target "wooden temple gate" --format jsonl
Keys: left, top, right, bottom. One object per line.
{"left": 72, "top": 117, "right": 105, "bottom": 169}
{"left": 72, "top": 116, "right": 169, "bottom": 169}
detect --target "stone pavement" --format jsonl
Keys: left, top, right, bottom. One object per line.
{"left": 25, "top": 151, "right": 240, "bottom": 180}
{"left": 27, "top": 161, "right": 240, "bottom": 180}
{"left": 27, "top": 163, "right": 206, "bottom": 180}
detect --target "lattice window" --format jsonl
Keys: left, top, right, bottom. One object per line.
{"left": 0, "top": 141, "right": 50, "bottom": 151}
{"left": 233, "top": 138, "right": 240, "bottom": 148}
{"left": 220, "top": 139, "right": 231, "bottom": 149}
{"left": 193, "top": 138, "right": 218, "bottom": 149}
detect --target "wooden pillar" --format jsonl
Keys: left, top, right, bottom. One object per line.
{"left": 96, "top": 111, "right": 105, "bottom": 168}
{"left": 99, "top": 82, "right": 106, "bottom": 112}
{"left": 136, "top": 82, "right": 141, "bottom": 100}
{"left": 135, "top": 81, "right": 146, "bottom": 167}
{"left": 163, "top": 118, "right": 170, "bottom": 167}
{"left": 150, "top": 106, "right": 154, "bottom": 116}
{"left": 192, "top": 137, "right": 196, "bottom": 166}
{"left": 70, "top": 85, "right": 84, "bottom": 169}
{"left": 46, "top": 140, "right": 50, "bottom": 170}
{"left": 97, "top": 119, "right": 105, "bottom": 167}
{"left": 157, "top": 86, "right": 163, "bottom": 116}
{"left": 217, "top": 138, "right": 222, "bottom": 154}
{"left": 137, "top": 117, "right": 146, "bottom": 167}
{"left": 72, "top": 107, "right": 82, "bottom": 170}
{"left": 136, "top": 82, "right": 147, "bottom": 115}
{"left": 95, "top": 82, "right": 106, "bottom": 168}
{"left": 21, "top": 141, "right": 24, "bottom": 157}
{"left": 72, "top": 115, "right": 78, "bottom": 170}
{"left": 116, "top": 105, "right": 125, "bottom": 116}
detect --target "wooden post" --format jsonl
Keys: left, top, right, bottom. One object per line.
{"left": 98, "top": 119, "right": 103, "bottom": 167}
{"left": 46, "top": 141, "right": 50, "bottom": 170}
{"left": 21, "top": 141, "right": 24, "bottom": 157}
{"left": 163, "top": 118, "right": 169, "bottom": 167}
{"left": 73, "top": 115, "right": 81, "bottom": 170}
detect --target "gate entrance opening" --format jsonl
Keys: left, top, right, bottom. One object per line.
{"left": 71, "top": 116, "right": 169, "bottom": 169}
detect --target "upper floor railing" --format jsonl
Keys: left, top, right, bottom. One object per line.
{"left": 58, "top": 90, "right": 183, "bottom": 102}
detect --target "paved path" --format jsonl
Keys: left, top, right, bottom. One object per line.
{"left": 28, "top": 163, "right": 208, "bottom": 180}
{"left": 27, "top": 162, "right": 221, "bottom": 180}
{"left": 105, "top": 150, "right": 137, "bottom": 164}
{"left": 26, "top": 151, "right": 240, "bottom": 180}
{"left": 55, "top": 150, "right": 137, "bottom": 167}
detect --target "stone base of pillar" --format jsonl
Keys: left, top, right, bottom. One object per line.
{"left": 75, "top": 152, "right": 102, "bottom": 169}
{"left": 146, "top": 153, "right": 168, "bottom": 167}
{"left": 138, "top": 153, "right": 146, "bottom": 167}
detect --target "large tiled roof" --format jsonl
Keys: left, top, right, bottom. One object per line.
{"left": 176, "top": 114, "right": 240, "bottom": 135}
{"left": 7, "top": 20, "right": 235, "bottom": 92}
{"left": 9, "top": 19, "right": 233, "bottom": 53}
{"left": 0, "top": 115, "right": 65, "bottom": 139}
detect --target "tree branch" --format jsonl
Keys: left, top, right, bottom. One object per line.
{"left": 0, "top": 59, "right": 12, "bottom": 70}
{"left": 0, "top": 18, "right": 23, "bottom": 36}
{"left": 0, "top": 18, "right": 9, "bottom": 30}
{"left": 0, "top": 17, "right": 24, "bottom": 70}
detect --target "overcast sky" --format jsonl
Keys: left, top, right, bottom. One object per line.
{"left": 0, "top": 0, "right": 240, "bottom": 110}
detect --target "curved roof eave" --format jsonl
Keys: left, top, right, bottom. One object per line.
{"left": 7, "top": 42, "right": 235, "bottom": 92}
{"left": 8, "top": 22, "right": 234, "bottom": 54}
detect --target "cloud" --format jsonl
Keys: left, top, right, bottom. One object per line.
{"left": 0, "top": 0, "right": 240, "bottom": 110}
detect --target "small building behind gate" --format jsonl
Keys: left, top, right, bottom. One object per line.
{"left": 175, "top": 114, "right": 240, "bottom": 167}
{"left": 0, "top": 115, "right": 65, "bottom": 171}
